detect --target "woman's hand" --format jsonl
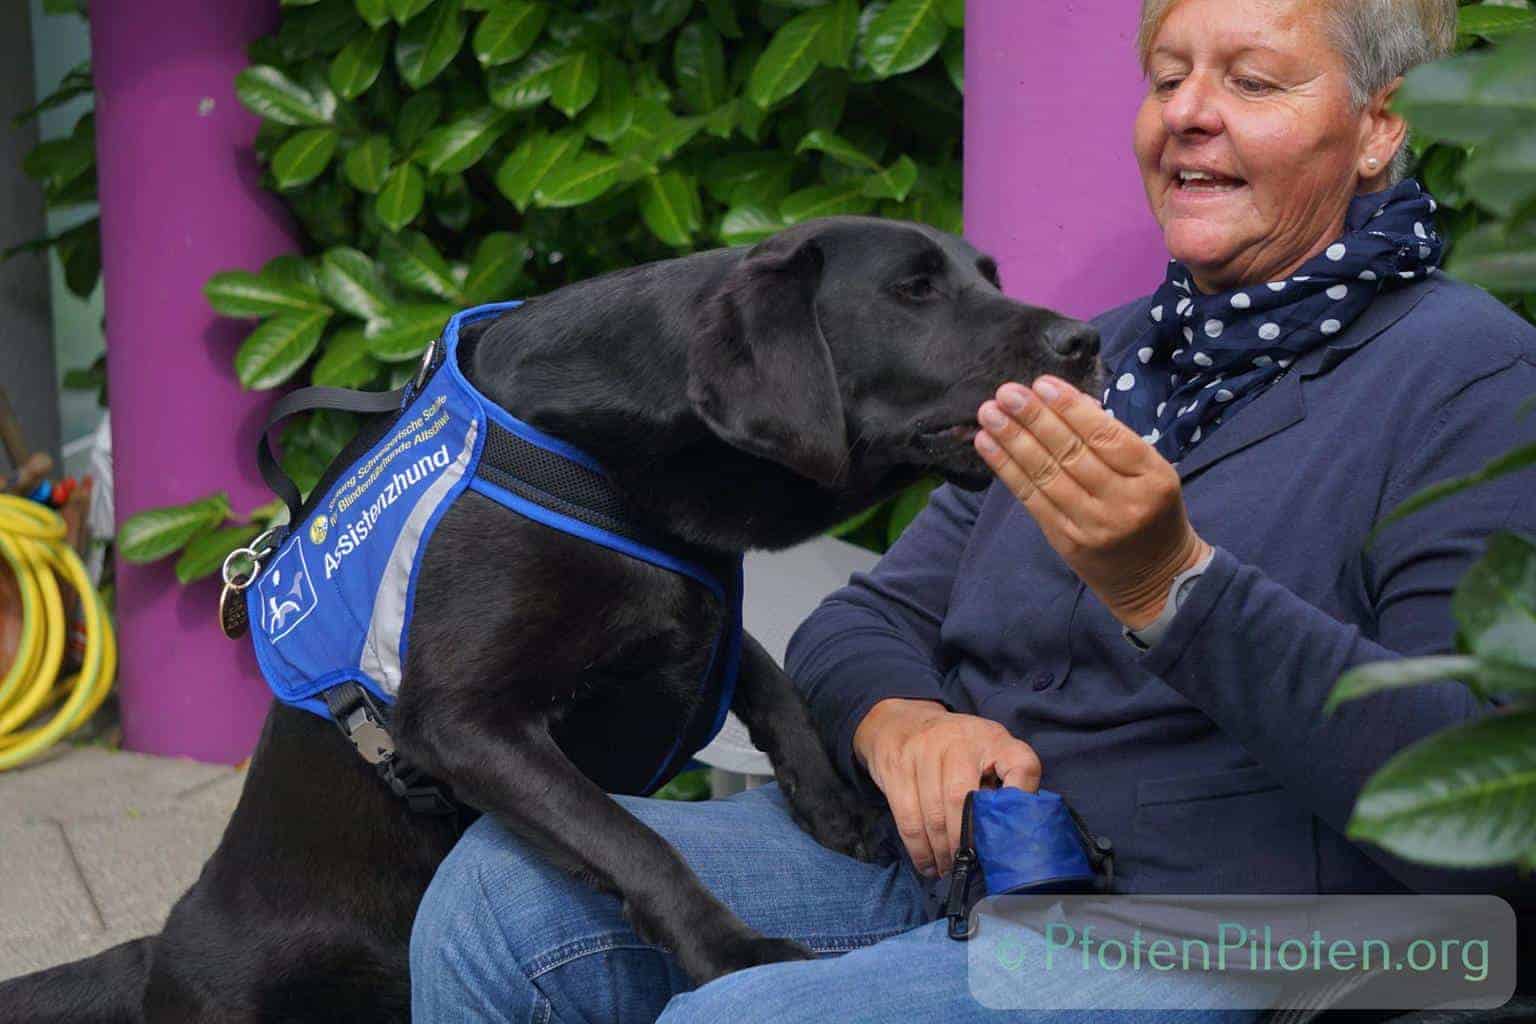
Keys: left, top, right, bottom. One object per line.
{"left": 852, "top": 698, "right": 1042, "bottom": 879}
{"left": 974, "top": 376, "right": 1213, "bottom": 631}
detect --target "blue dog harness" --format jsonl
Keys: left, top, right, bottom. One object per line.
{"left": 240, "top": 301, "right": 743, "bottom": 807}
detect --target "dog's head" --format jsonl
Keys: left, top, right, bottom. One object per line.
{"left": 687, "top": 216, "right": 1102, "bottom": 492}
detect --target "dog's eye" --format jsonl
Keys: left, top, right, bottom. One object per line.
{"left": 895, "top": 277, "right": 937, "bottom": 302}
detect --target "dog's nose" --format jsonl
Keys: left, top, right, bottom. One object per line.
{"left": 1044, "top": 320, "right": 1100, "bottom": 361}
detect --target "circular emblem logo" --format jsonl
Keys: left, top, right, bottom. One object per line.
{"left": 308, "top": 515, "right": 329, "bottom": 545}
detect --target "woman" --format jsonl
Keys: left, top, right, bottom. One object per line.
{"left": 411, "top": 0, "right": 1535, "bottom": 1019}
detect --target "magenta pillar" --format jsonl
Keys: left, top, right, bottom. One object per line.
{"left": 92, "top": 0, "right": 294, "bottom": 763}
{"left": 965, "top": 1, "right": 1168, "bottom": 320}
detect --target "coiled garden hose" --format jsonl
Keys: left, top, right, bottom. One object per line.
{"left": 0, "top": 493, "right": 116, "bottom": 771}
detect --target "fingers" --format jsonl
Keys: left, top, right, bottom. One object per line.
{"left": 1033, "top": 376, "right": 1149, "bottom": 476}
{"left": 915, "top": 747, "right": 950, "bottom": 876}
{"left": 976, "top": 402, "right": 1092, "bottom": 516}
{"left": 989, "top": 382, "right": 1120, "bottom": 493}
{"left": 992, "top": 741, "right": 1043, "bottom": 794}
{"left": 885, "top": 773, "right": 938, "bottom": 880}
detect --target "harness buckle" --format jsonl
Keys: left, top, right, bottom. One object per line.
{"left": 341, "top": 702, "right": 396, "bottom": 765}
{"left": 412, "top": 337, "right": 439, "bottom": 396}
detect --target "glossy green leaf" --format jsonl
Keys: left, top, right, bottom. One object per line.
{"left": 319, "top": 246, "right": 395, "bottom": 320}
{"left": 461, "top": 232, "right": 527, "bottom": 305}
{"left": 1453, "top": 532, "right": 1536, "bottom": 675}
{"left": 1462, "top": 132, "right": 1536, "bottom": 218}
{"left": 639, "top": 171, "right": 702, "bottom": 246}
{"left": 1394, "top": 43, "right": 1536, "bottom": 148}
{"left": 395, "top": 91, "right": 445, "bottom": 150}
{"left": 364, "top": 303, "right": 457, "bottom": 361}
{"left": 494, "top": 130, "right": 582, "bottom": 209}
{"left": 414, "top": 106, "right": 510, "bottom": 173}
{"left": 1349, "top": 710, "right": 1536, "bottom": 867}
{"left": 861, "top": 0, "right": 946, "bottom": 78}
{"left": 796, "top": 128, "right": 880, "bottom": 170}
{"left": 1458, "top": 5, "right": 1536, "bottom": 39}
{"left": 748, "top": 9, "right": 825, "bottom": 108}
{"left": 311, "top": 325, "right": 383, "bottom": 388}
{"left": 1447, "top": 220, "right": 1536, "bottom": 294}
{"left": 389, "top": 0, "right": 434, "bottom": 22}
{"left": 862, "top": 154, "right": 919, "bottom": 200}
{"left": 1327, "top": 656, "right": 1486, "bottom": 713}
{"left": 549, "top": 49, "right": 601, "bottom": 117}
{"left": 22, "top": 136, "right": 92, "bottom": 190}
{"left": 780, "top": 180, "right": 874, "bottom": 223}
{"left": 343, "top": 134, "right": 394, "bottom": 192}
{"left": 817, "top": 0, "right": 857, "bottom": 68}
{"left": 938, "top": 0, "right": 963, "bottom": 28}
{"left": 118, "top": 493, "right": 232, "bottom": 564}
{"left": 941, "top": 30, "right": 962, "bottom": 93}
{"left": 474, "top": 0, "right": 547, "bottom": 66}
{"left": 702, "top": 0, "right": 741, "bottom": 39}
{"left": 583, "top": 56, "right": 636, "bottom": 143}
{"left": 719, "top": 203, "right": 785, "bottom": 245}
{"left": 430, "top": 172, "right": 475, "bottom": 231}
{"left": 379, "top": 229, "right": 461, "bottom": 300}
{"left": 204, "top": 267, "right": 327, "bottom": 318}
{"left": 703, "top": 151, "right": 795, "bottom": 206}
{"left": 235, "top": 307, "right": 332, "bottom": 389}
{"left": 632, "top": 0, "right": 693, "bottom": 44}
{"left": 396, "top": 0, "right": 466, "bottom": 88}
{"left": 329, "top": 28, "right": 390, "bottom": 100}
{"left": 533, "top": 152, "right": 625, "bottom": 207}
{"left": 675, "top": 23, "right": 728, "bottom": 114}
{"left": 271, "top": 128, "right": 339, "bottom": 189}
{"left": 376, "top": 162, "right": 427, "bottom": 230}
{"left": 887, "top": 478, "right": 939, "bottom": 546}
{"left": 487, "top": 49, "right": 566, "bottom": 109}
{"left": 355, "top": 0, "right": 391, "bottom": 28}
{"left": 236, "top": 65, "right": 333, "bottom": 126}
{"left": 175, "top": 524, "right": 262, "bottom": 584}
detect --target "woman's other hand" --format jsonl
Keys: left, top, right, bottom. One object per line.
{"left": 852, "top": 698, "right": 1042, "bottom": 879}
{"left": 975, "top": 376, "right": 1213, "bottom": 631}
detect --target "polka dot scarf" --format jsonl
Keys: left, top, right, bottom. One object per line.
{"left": 1103, "top": 179, "right": 1443, "bottom": 463}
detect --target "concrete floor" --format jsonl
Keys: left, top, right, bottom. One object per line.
{"left": 0, "top": 745, "right": 243, "bottom": 982}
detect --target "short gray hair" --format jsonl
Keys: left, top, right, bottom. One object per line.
{"left": 1136, "top": 0, "right": 1457, "bottom": 183}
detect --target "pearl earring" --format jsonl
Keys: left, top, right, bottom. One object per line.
{"left": 1366, "top": 157, "right": 1380, "bottom": 170}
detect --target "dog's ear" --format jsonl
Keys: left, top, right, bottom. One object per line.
{"left": 687, "top": 234, "right": 848, "bottom": 487}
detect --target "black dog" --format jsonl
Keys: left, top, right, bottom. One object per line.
{"left": 1, "top": 216, "right": 1099, "bottom": 1022}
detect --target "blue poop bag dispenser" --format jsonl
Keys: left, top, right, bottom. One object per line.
{"left": 944, "top": 787, "right": 1114, "bottom": 940}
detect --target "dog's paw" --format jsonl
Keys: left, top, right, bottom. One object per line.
{"left": 690, "top": 935, "right": 814, "bottom": 983}
{"left": 781, "top": 781, "right": 885, "bottom": 863}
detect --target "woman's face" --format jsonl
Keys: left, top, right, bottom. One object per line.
{"left": 1134, "top": 0, "right": 1386, "bottom": 293}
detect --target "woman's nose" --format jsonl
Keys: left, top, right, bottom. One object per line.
{"left": 1162, "top": 73, "right": 1223, "bottom": 137}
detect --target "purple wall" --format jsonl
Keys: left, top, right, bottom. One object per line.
{"left": 92, "top": 0, "right": 292, "bottom": 763}
{"left": 964, "top": 1, "right": 1168, "bottom": 321}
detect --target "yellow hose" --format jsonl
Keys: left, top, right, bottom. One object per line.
{"left": 0, "top": 493, "right": 117, "bottom": 771}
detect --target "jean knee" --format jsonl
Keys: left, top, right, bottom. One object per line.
{"left": 410, "top": 817, "right": 573, "bottom": 987}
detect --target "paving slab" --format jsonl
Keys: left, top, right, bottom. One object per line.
{"left": 0, "top": 746, "right": 244, "bottom": 983}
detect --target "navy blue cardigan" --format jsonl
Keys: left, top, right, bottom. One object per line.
{"left": 785, "top": 273, "right": 1536, "bottom": 897}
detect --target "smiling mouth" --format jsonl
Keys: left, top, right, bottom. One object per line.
{"left": 1174, "top": 170, "right": 1247, "bottom": 194}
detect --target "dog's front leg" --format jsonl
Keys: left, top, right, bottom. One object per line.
{"left": 396, "top": 708, "right": 811, "bottom": 985}
{"left": 732, "top": 632, "right": 884, "bottom": 863}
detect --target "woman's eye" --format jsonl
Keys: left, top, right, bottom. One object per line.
{"left": 1234, "top": 77, "right": 1273, "bottom": 95}
{"left": 1155, "top": 77, "right": 1183, "bottom": 95}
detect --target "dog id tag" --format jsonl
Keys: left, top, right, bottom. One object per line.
{"left": 219, "top": 583, "right": 249, "bottom": 639}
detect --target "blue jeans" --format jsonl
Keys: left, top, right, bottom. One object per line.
{"left": 410, "top": 785, "right": 1267, "bottom": 1022}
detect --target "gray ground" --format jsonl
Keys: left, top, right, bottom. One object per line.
{"left": 0, "top": 746, "right": 243, "bottom": 981}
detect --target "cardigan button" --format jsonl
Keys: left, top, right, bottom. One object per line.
{"left": 1030, "top": 671, "right": 1055, "bottom": 691}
